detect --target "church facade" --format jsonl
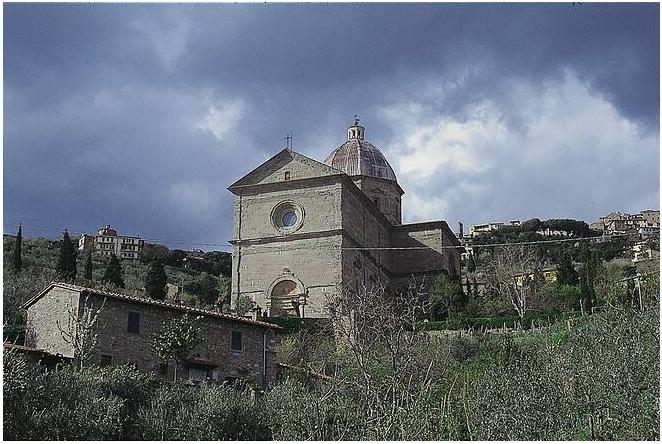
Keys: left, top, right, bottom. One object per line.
{"left": 228, "top": 120, "right": 461, "bottom": 318}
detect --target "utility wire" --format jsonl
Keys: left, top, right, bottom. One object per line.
{"left": 4, "top": 221, "right": 633, "bottom": 252}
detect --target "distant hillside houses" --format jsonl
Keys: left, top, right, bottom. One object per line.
{"left": 78, "top": 224, "right": 144, "bottom": 260}
{"left": 468, "top": 220, "right": 520, "bottom": 238}
{"left": 464, "top": 218, "right": 594, "bottom": 240}
{"left": 590, "top": 210, "right": 660, "bottom": 238}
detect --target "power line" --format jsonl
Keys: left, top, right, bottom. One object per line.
{"left": 4, "top": 221, "right": 631, "bottom": 252}
{"left": 3, "top": 222, "right": 233, "bottom": 249}
{"left": 241, "top": 233, "right": 629, "bottom": 252}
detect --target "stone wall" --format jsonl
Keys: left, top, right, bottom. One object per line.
{"left": 26, "top": 286, "right": 279, "bottom": 386}
{"left": 232, "top": 181, "right": 344, "bottom": 318}
{"left": 233, "top": 183, "right": 342, "bottom": 241}
{"left": 352, "top": 176, "right": 402, "bottom": 225}
{"left": 89, "top": 293, "right": 278, "bottom": 385}
{"left": 233, "top": 235, "right": 342, "bottom": 318}
{"left": 24, "top": 286, "right": 80, "bottom": 357}
{"left": 254, "top": 154, "right": 335, "bottom": 185}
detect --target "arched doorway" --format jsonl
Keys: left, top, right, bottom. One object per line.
{"left": 268, "top": 277, "right": 305, "bottom": 317}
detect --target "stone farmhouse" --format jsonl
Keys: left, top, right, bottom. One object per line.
{"left": 228, "top": 119, "right": 461, "bottom": 318}
{"left": 22, "top": 283, "right": 280, "bottom": 386}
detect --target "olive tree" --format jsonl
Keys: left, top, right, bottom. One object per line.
{"left": 56, "top": 294, "right": 107, "bottom": 370}
{"left": 151, "top": 314, "right": 203, "bottom": 382}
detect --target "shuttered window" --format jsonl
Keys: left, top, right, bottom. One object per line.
{"left": 231, "top": 331, "right": 243, "bottom": 351}
{"left": 127, "top": 311, "right": 141, "bottom": 333}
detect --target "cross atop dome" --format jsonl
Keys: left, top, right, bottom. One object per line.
{"left": 347, "top": 114, "right": 365, "bottom": 140}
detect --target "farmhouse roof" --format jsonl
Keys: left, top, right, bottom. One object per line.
{"left": 22, "top": 282, "right": 281, "bottom": 330}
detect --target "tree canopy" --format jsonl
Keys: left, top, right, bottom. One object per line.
{"left": 145, "top": 260, "right": 167, "bottom": 300}
{"left": 56, "top": 230, "right": 77, "bottom": 282}
{"left": 151, "top": 314, "right": 203, "bottom": 382}
{"left": 101, "top": 254, "right": 124, "bottom": 288}
{"left": 10, "top": 224, "right": 22, "bottom": 272}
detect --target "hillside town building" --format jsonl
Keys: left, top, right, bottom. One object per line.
{"left": 22, "top": 283, "right": 280, "bottom": 386}
{"left": 591, "top": 210, "right": 660, "bottom": 237}
{"left": 78, "top": 224, "right": 144, "bottom": 260}
{"left": 468, "top": 220, "right": 520, "bottom": 237}
{"left": 228, "top": 119, "right": 461, "bottom": 318}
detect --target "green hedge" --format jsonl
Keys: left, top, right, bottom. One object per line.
{"left": 267, "top": 317, "right": 306, "bottom": 334}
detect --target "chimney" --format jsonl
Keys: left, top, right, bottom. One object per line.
{"left": 458, "top": 222, "right": 464, "bottom": 238}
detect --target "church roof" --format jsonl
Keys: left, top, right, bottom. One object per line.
{"left": 324, "top": 120, "right": 398, "bottom": 182}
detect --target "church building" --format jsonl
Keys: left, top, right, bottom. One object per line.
{"left": 228, "top": 119, "right": 461, "bottom": 318}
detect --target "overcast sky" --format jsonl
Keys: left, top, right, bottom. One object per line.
{"left": 4, "top": 3, "right": 660, "bottom": 250}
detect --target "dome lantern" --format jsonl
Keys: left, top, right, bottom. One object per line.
{"left": 347, "top": 115, "right": 365, "bottom": 141}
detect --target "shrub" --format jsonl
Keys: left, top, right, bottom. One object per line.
{"left": 137, "top": 383, "right": 270, "bottom": 440}
{"left": 449, "top": 335, "right": 479, "bottom": 362}
{"left": 6, "top": 364, "right": 124, "bottom": 440}
{"left": 263, "top": 378, "right": 362, "bottom": 440}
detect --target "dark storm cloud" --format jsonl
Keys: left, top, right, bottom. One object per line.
{"left": 4, "top": 3, "right": 659, "bottom": 249}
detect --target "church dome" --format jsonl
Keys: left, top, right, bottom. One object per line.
{"left": 97, "top": 224, "right": 117, "bottom": 236}
{"left": 324, "top": 118, "right": 398, "bottom": 182}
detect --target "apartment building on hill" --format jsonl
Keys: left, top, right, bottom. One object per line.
{"left": 78, "top": 224, "right": 144, "bottom": 260}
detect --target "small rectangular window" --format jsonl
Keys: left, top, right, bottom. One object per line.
{"left": 127, "top": 311, "right": 141, "bottom": 333}
{"left": 231, "top": 331, "right": 243, "bottom": 352}
{"left": 100, "top": 355, "right": 112, "bottom": 366}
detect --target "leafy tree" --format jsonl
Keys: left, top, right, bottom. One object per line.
{"left": 578, "top": 245, "right": 599, "bottom": 314}
{"left": 84, "top": 250, "right": 93, "bottom": 281}
{"left": 430, "top": 272, "right": 466, "bottom": 320}
{"left": 102, "top": 254, "right": 125, "bottom": 288}
{"left": 164, "top": 249, "right": 187, "bottom": 268}
{"left": 217, "top": 275, "right": 232, "bottom": 308}
{"left": 56, "top": 294, "right": 106, "bottom": 370}
{"left": 140, "top": 243, "right": 170, "bottom": 264}
{"left": 555, "top": 252, "right": 578, "bottom": 286}
{"left": 57, "top": 230, "right": 78, "bottom": 282}
{"left": 151, "top": 314, "right": 203, "bottom": 382}
{"left": 145, "top": 260, "right": 167, "bottom": 300}
{"left": 184, "top": 272, "right": 219, "bottom": 306}
{"left": 520, "top": 218, "right": 543, "bottom": 232}
{"left": 466, "top": 253, "right": 477, "bottom": 273}
{"left": 539, "top": 283, "right": 581, "bottom": 312}
{"left": 10, "top": 224, "right": 22, "bottom": 272}
{"left": 198, "top": 272, "right": 219, "bottom": 305}
{"left": 234, "top": 294, "right": 254, "bottom": 316}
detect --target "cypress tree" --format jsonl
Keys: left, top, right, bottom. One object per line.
{"left": 57, "top": 230, "right": 77, "bottom": 282}
{"left": 84, "top": 250, "right": 93, "bottom": 281}
{"left": 10, "top": 224, "right": 22, "bottom": 272}
{"left": 102, "top": 254, "right": 124, "bottom": 288}
{"left": 145, "top": 260, "right": 167, "bottom": 300}
{"left": 466, "top": 254, "right": 477, "bottom": 273}
{"left": 556, "top": 252, "right": 578, "bottom": 286}
{"left": 579, "top": 245, "right": 599, "bottom": 314}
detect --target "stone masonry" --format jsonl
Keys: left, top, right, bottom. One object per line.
{"left": 229, "top": 121, "right": 461, "bottom": 318}
{"left": 23, "top": 283, "right": 280, "bottom": 386}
